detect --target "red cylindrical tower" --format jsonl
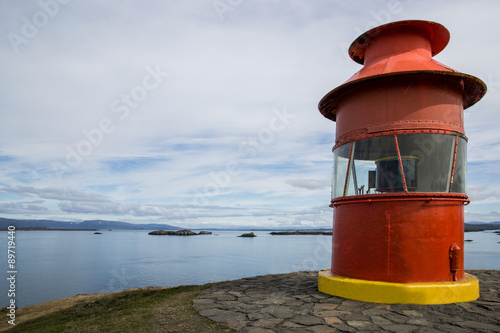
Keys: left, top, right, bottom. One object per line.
{"left": 317, "top": 20, "right": 486, "bottom": 304}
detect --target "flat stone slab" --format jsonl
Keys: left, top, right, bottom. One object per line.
{"left": 194, "top": 270, "right": 500, "bottom": 332}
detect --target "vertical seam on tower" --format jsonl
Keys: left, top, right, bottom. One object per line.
{"left": 386, "top": 207, "right": 391, "bottom": 277}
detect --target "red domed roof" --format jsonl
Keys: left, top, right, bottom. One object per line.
{"left": 319, "top": 20, "right": 486, "bottom": 121}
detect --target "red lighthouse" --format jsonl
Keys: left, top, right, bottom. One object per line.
{"left": 317, "top": 20, "right": 486, "bottom": 304}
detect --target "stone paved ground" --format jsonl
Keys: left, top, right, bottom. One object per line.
{"left": 194, "top": 270, "right": 500, "bottom": 332}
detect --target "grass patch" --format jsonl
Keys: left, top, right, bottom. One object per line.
{"left": 2, "top": 285, "right": 233, "bottom": 333}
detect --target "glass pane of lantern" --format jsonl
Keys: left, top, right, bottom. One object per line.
{"left": 332, "top": 143, "right": 351, "bottom": 198}
{"left": 351, "top": 135, "right": 403, "bottom": 194}
{"left": 345, "top": 142, "right": 357, "bottom": 196}
{"left": 401, "top": 157, "right": 418, "bottom": 191}
{"left": 451, "top": 137, "right": 467, "bottom": 194}
{"left": 397, "top": 133, "right": 455, "bottom": 193}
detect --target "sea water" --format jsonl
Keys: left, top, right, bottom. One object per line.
{"left": 1, "top": 229, "right": 498, "bottom": 308}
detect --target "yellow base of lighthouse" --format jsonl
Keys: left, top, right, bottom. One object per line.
{"left": 318, "top": 268, "right": 479, "bottom": 304}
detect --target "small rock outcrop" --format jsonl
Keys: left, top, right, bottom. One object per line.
{"left": 270, "top": 231, "right": 332, "bottom": 235}
{"left": 199, "top": 231, "right": 212, "bottom": 235}
{"left": 149, "top": 229, "right": 198, "bottom": 236}
{"left": 238, "top": 232, "right": 256, "bottom": 238}
{"left": 94, "top": 232, "right": 103, "bottom": 234}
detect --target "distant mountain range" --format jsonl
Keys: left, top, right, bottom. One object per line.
{"left": 0, "top": 217, "right": 499, "bottom": 231}
{"left": 464, "top": 221, "right": 500, "bottom": 232}
{"left": 0, "top": 217, "right": 179, "bottom": 230}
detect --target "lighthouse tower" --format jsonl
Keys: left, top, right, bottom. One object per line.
{"left": 317, "top": 20, "right": 486, "bottom": 304}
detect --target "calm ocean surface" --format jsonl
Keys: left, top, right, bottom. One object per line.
{"left": 1, "top": 229, "right": 499, "bottom": 308}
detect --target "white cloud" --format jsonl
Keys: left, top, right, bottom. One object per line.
{"left": 0, "top": 200, "right": 49, "bottom": 214}
{"left": 465, "top": 211, "right": 500, "bottom": 223}
{"left": 0, "top": 186, "right": 108, "bottom": 202}
{"left": 286, "top": 179, "right": 329, "bottom": 190}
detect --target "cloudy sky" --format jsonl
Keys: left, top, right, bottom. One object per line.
{"left": 0, "top": 0, "right": 499, "bottom": 228}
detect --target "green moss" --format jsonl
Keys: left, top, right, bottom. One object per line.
{"left": 7, "top": 285, "right": 232, "bottom": 333}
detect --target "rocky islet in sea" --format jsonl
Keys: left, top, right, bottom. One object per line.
{"left": 148, "top": 229, "right": 212, "bottom": 236}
